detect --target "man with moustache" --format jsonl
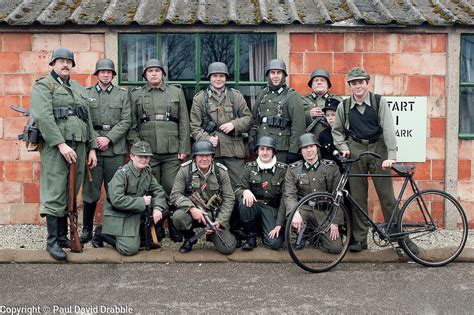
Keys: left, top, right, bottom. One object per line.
{"left": 128, "top": 59, "right": 190, "bottom": 243}
{"left": 170, "top": 140, "right": 236, "bottom": 255}
{"left": 30, "top": 48, "right": 97, "bottom": 260}
{"left": 249, "top": 59, "right": 305, "bottom": 164}
{"left": 80, "top": 58, "right": 131, "bottom": 244}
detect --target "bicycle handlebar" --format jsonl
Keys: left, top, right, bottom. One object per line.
{"left": 332, "top": 150, "right": 381, "bottom": 164}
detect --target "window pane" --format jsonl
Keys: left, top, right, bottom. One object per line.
{"left": 200, "top": 34, "right": 235, "bottom": 81}
{"left": 460, "top": 87, "right": 474, "bottom": 134}
{"left": 461, "top": 35, "right": 474, "bottom": 83}
{"left": 239, "top": 34, "right": 275, "bottom": 82}
{"left": 161, "top": 34, "right": 195, "bottom": 81}
{"left": 181, "top": 85, "right": 201, "bottom": 111}
{"left": 238, "top": 85, "right": 267, "bottom": 109}
{"left": 120, "top": 34, "right": 156, "bottom": 82}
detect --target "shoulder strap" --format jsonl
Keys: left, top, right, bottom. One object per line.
{"left": 185, "top": 164, "right": 193, "bottom": 194}
{"left": 227, "top": 88, "right": 238, "bottom": 118}
{"left": 319, "top": 162, "right": 329, "bottom": 191}
{"left": 344, "top": 97, "right": 351, "bottom": 126}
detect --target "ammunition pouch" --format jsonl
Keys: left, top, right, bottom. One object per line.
{"left": 201, "top": 120, "right": 218, "bottom": 133}
{"left": 93, "top": 124, "right": 112, "bottom": 131}
{"left": 260, "top": 116, "right": 290, "bottom": 129}
{"left": 75, "top": 105, "right": 89, "bottom": 121}
{"left": 141, "top": 114, "right": 179, "bottom": 124}
{"left": 21, "top": 117, "right": 43, "bottom": 152}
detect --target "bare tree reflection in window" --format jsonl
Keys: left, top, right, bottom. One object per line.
{"left": 200, "top": 34, "right": 235, "bottom": 80}
{"left": 162, "top": 34, "right": 195, "bottom": 81}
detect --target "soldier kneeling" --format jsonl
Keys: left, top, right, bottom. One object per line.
{"left": 170, "top": 140, "right": 237, "bottom": 255}
{"left": 92, "top": 141, "right": 167, "bottom": 256}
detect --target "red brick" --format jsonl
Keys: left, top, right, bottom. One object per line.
{"left": 413, "top": 161, "right": 431, "bottom": 181}
{"left": 430, "top": 117, "right": 446, "bottom": 138}
{"left": 460, "top": 201, "right": 474, "bottom": 229}
{"left": 0, "top": 139, "right": 20, "bottom": 160}
{"left": 0, "top": 161, "right": 3, "bottom": 180}
{"left": 431, "top": 159, "right": 445, "bottom": 181}
{"left": 304, "top": 53, "right": 332, "bottom": 73}
{"left": 0, "top": 95, "right": 22, "bottom": 117}
{"left": 373, "top": 75, "right": 402, "bottom": 96}
{"left": 0, "top": 52, "right": 20, "bottom": 72}
{"left": 290, "top": 33, "right": 316, "bottom": 52}
{"left": 334, "top": 53, "right": 362, "bottom": 74}
{"left": 290, "top": 53, "right": 303, "bottom": 73}
{"left": 3, "top": 117, "right": 28, "bottom": 139}
{"left": 426, "top": 138, "right": 445, "bottom": 160}
{"left": 431, "top": 34, "right": 446, "bottom": 53}
{"left": 427, "top": 96, "right": 445, "bottom": 118}
{"left": 403, "top": 75, "right": 430, "bottom": 96}
{"left": 458, "top": 182, "right": 473, "bottom": 202}
{"left": 0, "top": 118, "right": 2, "bottom": 139}
{"left": 0, "top": 182, "right": 22, "bottom": 203}
{"left": 3, "top": 33, "right": 32, "bottom": 52}
{"left": 33, "top": 161, "right": 40, "bottom": 181}
{"left": 458, "top": 160, "right": 472, "bottom": 181}
{"left": 401, "top": 34, "right": 431, "bottom": 53}
{"left": 363, "top": 53, "right": 390, "bottom": 75}
{"left": 316, "top": 33, "right": 344, "bottom": 52}
{"left": 431, "top": 76, "right": 445, "bottom": 97}
{"left": 19, "top": 145, "right": 41, "bottom": 161}
{"left": 19, "top": 51, "right": 50, "bottom": 73}
{"left": 420, "top": 54, "right": 446, "bottom": 76}
{"left": 392, "top": 53, "right": 422, "bottom": 75}
{"left": 345, "top": 33, "right": 373, "bottom": 52}
{"left": 0, "top": 204, "right": 11, "bottom": 224}
{"left": 74, "top": 52, "right": 103, "bottom": 74}
{"left": 70, "top": 74, "right": 92, "bottom": 86}
{"left": 458, "top": 140, "right": 474, "bottom": 160}
{"left": 11, "top": 203, "right": 39, "bottom": 224}
{"left": 416, "top": 180, "right": 444, "bottom": 191}
{"left": 24, "top": 182, "right": 40, "bottom": 203}
{"left": 289, "top": 74, "right": 310, "bottom": 95}
{"left": 4, "top": 74, "right": 34, "bottom": 95}
{"left": 330, "top": 74, "right": 347, "bottom": 96}
{"left": 374, "top": 33, "right": 401, "bottom": 53}
{"left": 21, "top": 95, "right": 30, "bottom": 107}
{"left": 5, "top": 161, "right": 34, "bottom": 182}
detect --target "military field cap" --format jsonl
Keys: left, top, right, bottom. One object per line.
{"left": 298, "top": 133, "right": 320, "bottom": 150}
{"left": 131, "top": 141, "right": 153, "bottom": 156}
{"left": 347, "top": 67, "right": 370, "bottom": 82}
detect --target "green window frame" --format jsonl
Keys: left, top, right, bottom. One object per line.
{"left": 118, "top": 33, "right": 276, "bottom": 107}
{"left": 460, "top": 34, "right": 474, "bottom": 139}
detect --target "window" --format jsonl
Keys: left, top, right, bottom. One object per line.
{"left": 460, "top": 34, "right": 474, "bottom": 138}
{"left": 119, "top": 33, "right": 276, "bottom": 108}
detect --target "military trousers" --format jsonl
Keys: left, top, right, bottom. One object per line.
{"left": 239, "top": 201, "right": 284, "bottom": 250}
{"left": 348, "top": 139, "right": 397, "bottom": 242}
{"left": 82, "top": 154, "right": 125, "bottom": 203}
{"left": 299, "top": 207, "right": 342, "bottom": 254}
{"left": 39, "top": 141, "right": 86, "bottom": 217}
{"left": 103, "top": 213, "right": 141, "bottom": 256}
{"left": 214, "top": 156, "right": 245, "bottom": 190}
{"left": 172, "top": 209, "right": 237, "bottom": 255}
{"left": 149, "top": 153, "right": 181, "bottom": 197}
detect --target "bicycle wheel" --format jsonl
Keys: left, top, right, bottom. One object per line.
{"left": 285, "top": 192, "right": 351, "bottom": 273}
{"left": 398, "top": 189, "right": 468, "bottom": 267}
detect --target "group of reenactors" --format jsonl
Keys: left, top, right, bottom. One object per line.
{"left": 31, "top": 47, "right": 415, "bottom": 261}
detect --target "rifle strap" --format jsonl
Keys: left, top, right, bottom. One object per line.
{"left": 151, "top": 223, "right": 160, "bottom": 244}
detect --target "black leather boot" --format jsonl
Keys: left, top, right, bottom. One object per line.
{"left": 101, "top": 233, "right": 117, "bottom": 248}
{"left": 46, "top": 215, "right": 67, "bottom": 261}
{"left": 242, "top": 220, "right": 258, "bottom": 251}
{"left": 179, "top": 230, "right": 196, "bottom": 254}
{"left": 57, "top": 215, "right": 70, "bottom": 248}
{"left": 168, "top": 218, "right": 183, "bottom": 243}
{"left": 92, "top": 224, "right": 104, "bottom": 248}
{"left": 80, "top": 201, "right": 96, "bottom": 244}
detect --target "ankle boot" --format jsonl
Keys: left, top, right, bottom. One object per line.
{"left": 168, "top": 218, "right": 183, "bottom": 242}
{"left": 179, "top": 230, "right": 196, "bottom": 253}
{"left": 242, "top": 220, "right": 258, "bottom": 250}
{"left": 57, "top": 215, "right": 70, "bottom": 248}
{"left": 46, "top": 215, "right": 67, "bottom": 260}
{"left": 92, "top": 224, "right": 104, "bottom": 248}
{"left": 101, "top": 233, "right": 117, "bottom": 248}
{"left": 242, "top": 237, "right": 257, "bottom": 250}
{"left": 80, "top": 202, "right": 96, "bottom": 244}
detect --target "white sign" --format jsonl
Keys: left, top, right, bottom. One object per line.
{"left": 385, "top": 97, "right": 427, "bottom": 162}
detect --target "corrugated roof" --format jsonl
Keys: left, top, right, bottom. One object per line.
{"left": 0, "top": 0, "right": 472, "bottom": 26}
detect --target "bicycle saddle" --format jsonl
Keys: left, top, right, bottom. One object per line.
{"left": 391, "top": 164, "right": 415, "bottom": 175}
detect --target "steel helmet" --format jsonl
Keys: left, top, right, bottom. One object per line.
{"left": 207, "top": 62, "right": 229, "bottom": 79}
{"left": 308, "top": 68, "right": 332, "bottom": 88}
{"left": 255, "top": 136, "right": 276, "bottom": 152}
{"left": 265, "top": 59, "right": 287, "bottom": 76}
{"left": 298, "top": 133, "right": 320, "bottom": 150}
{"left": 49, "top": 48, "right": 75, "bottom": 67}
{"left": 191, "top": 140, "right": 215, "bottom": 157}
{"left": 94, "top": 58, "right": 116, "bottom": 76}
{"left": 142, "top": 59, "right": 167, "bottom": 78}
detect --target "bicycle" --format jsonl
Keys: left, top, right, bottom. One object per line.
{"left": 285, "top": 151, "right": 469, "bottom": 273}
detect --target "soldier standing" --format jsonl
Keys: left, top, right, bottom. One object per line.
{"left": 80, "top": 58, "right": 131, "bottom": 244}
{"left": 170, "top": 140, "right": 236, "bottom": 255}
{"left": 235, "top": 136, "right": 287, "bottom": 250}
{"left": 285, "top": 133, "right": 342, "bottom": 253}
{"left": 30, "top": 48, "right": 97, "bottom": 260}
{"left": 128, "top": 59, "right": 190, "bottom": 242}
{"left": 249, "top": 59, "right": 305, "bottom": 164}
{"left": 92, "top": 141, "right": 167, "bottom": 256}
{"left": 303, "top": 69, "right": 342, "bottom": 139}
{"left": 189, "top": 62, "right": 252, "bottom": 189}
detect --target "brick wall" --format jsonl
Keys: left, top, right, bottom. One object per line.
{"left": 0, "top": 33, "right": 104, "bottom": 225}
{"left": 289, "top": 32, "right": 473, "bottom": 227}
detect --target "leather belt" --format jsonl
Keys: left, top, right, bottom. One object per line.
{"left": 350, "top": 135, "right": 380, "bottom": 145}
{"left": 93, "top": 124, "right": 112, "bottom": 131}
{"left": 143, "top": 114, "right": 179, "bottom": 123}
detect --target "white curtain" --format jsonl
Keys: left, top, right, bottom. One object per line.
{"left": 249, "top": 40, "right": 274, "bottom": 106}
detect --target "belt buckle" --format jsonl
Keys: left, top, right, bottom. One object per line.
{"left": 103, "top": 125, "right": 111, "bottom": 131}
{"left": 261, "top": 117, "right": 268, "bottom": 123}
{"left": 155, "top": 114, "right": 163, "bottom": 120}
{"left": 361, "top": 139, "right": 370, "bottom": 145}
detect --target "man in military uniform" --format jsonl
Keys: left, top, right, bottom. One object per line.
{"left": 30, "top": 48, "right": 97, "bottom": 260}
{"left": 80, "top": 58, "right": 131, "bottom": 244}
{"left": 190, "top": 62, "right": 252, "bottom": 189}
{"left": 92, "top": 141, "right": 167, "bottom": 256}
{"left": 303, "top": 69, "right": 342, "bottom": 139}
{"left": 332, "top": 67, "right": 417, "bottom": 253}
{"left": 249, "top": 59, "right": 305, "bottom": 164}
{"left": 128, "top": 58, "right": 190, "bottom": 242}
{"left": 285, "top": 133, "right": 342, "bottom": 253}
{"left": 170, "top": 140, "right": 236, "bottom": 255}
{"left": 235, "top": 136, "right": 286, "bottom": 250}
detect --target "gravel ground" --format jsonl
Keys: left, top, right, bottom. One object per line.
{"left": 0, "top": 224, "right": 472, "bottom": 251}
